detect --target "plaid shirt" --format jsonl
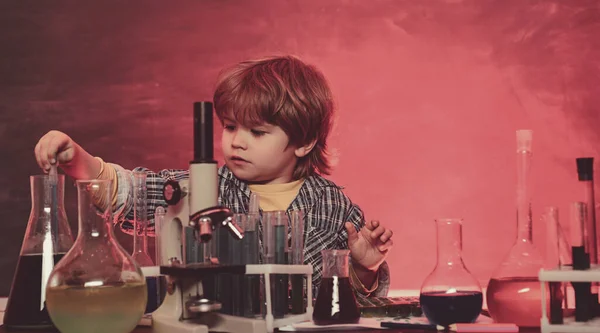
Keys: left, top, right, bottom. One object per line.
{"left": 112, "top": 163, "right": 390, "bottom": 299}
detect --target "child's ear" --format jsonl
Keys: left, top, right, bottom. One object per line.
{"left": 294, "top": 140, "right": 317, "bottom": 158}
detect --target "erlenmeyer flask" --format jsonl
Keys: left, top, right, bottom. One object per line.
{"left": 486, "top": 130, "right": 544, "bottom": 328}
{"left": 4, "top": 175, "right": 74, "bottom": 330}
{"left": 313, "top": 249, "right": 360, "bottom": 325}
{"left": 45, "top": 179, "right": 147, "bottom": 333}
{"left": 419, "top": 218, "right": 483, "bottom": 326}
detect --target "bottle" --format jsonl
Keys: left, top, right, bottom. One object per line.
{"left": 313, "top": 249, "right": 360, "bottom": 325}
{"left": 45, "top": 179, "right": 147, "bottom": 333}
{"left": 3, "top": 174, "right": 74, "bottom": 330}
{"left": 486, "top": 130, "right": 544, "bottom": 328}
{"left": 419, "top": 218, "right": 483, "bottom": 326}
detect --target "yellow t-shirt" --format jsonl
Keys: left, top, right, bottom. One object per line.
{"left": 248, "top": 179, "right": 304, "bottom": 212}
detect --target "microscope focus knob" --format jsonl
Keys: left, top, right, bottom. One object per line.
{"left": 163, "top": 180, "right": 186, "bottom": 205}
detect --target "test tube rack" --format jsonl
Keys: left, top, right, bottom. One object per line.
{"left": 539, "top": 266, "right": 600, "bottom": 333}
{"left": 144, "top": 263, "right": 313, "bottom": 333}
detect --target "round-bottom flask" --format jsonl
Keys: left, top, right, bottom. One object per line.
{"left": 46, "top": 179, "right": 147, "bottom": 333}
{"left": 419, "top": 219, "right": 483, "bottom": 327}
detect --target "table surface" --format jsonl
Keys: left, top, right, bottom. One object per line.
{"left": 0, "top": 325, "right": 543, "bottom": 333}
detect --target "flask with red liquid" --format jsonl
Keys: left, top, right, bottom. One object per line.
{"left": 486, "top": 130, "right": 544, "bottom": 328}
{"left": 3, "top": 174, "right": 74, "bottom": 330}
{"left": 313, "top": 249, "right": 360, "bottom": 325}
{"left": 419, "top": 218, "right": 483, "bottom": 326}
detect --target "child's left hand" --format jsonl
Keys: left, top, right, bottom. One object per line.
{"left": 345, "top": 220, "right": 393, "bottom": 271}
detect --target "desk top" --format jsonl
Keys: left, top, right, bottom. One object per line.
{"left": 0, "top": 325, "right": 543, "bottom": 333}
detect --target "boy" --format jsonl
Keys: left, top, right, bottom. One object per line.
{"left": 34, "top": 55, "right": 393, "bottom": 298}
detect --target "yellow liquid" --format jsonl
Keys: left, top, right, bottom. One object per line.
{"left": 46, "top": 282, "right": 147, "bottom": 333}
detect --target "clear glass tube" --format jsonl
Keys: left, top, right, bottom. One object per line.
{"left": 132, "top": 171, "right": 153, "bottom": 267}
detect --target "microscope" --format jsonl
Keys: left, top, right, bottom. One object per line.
{"left": 150, "top": 102, "right": 313, "bottom": 333}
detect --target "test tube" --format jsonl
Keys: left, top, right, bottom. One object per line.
{"left": 229, "top": 214, "right": 245, "bottom": 316}
{"left": 154, "top": 206, "right": 166, "bottom": 266}
{"left": 274, "top": 211, "right": 289, "bottom": 318}
{"left": 543, "top": 207, "right": 564, "bottom": 324}
{"left": 289, "top": 210, "right": 305, "bottom": 314}
{"left": 262, "top": 211, "right": 288, "bottom": 318}
{"left": 215, "top": 218, "right": 232, "bottom": 315}
{"left": 243, "top": 213, "right": 261, "bottom": 318}
{"left": 570, "top": 202, "right": 591, "bottom": 322}
{"left": 576, "top": 157, "right": 599, "bottom": 316}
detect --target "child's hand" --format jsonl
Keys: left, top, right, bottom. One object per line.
{"left": 345, "top": 220, "right": 393, "bottom": 272}
{"left": 35, "top": 131, "right": 77, "bottom": 171}
{"left": 34, "top": 130, "right": 101, "bottom": 179}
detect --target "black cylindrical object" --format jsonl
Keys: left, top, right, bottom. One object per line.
{"left": 193, "top": 102, "right": 215, "bottom": 163}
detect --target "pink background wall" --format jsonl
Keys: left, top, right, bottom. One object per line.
{"left": 1, "top": 0, "right": 599, "bottom": 294}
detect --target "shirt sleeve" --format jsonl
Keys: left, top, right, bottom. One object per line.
{"left": 111, "top": 163, "right": 189, "bottom": 235}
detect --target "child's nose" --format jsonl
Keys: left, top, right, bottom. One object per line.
{"left": 231, "top": 131, "right": 248, "bottom": 149}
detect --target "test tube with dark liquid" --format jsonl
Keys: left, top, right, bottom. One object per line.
{"left": 289, "top": 210, "right": 305, "bottom": 314}
{"left": 229, "top": 214, "right": 245, "bottom": 316}
{"left": 262, "top": 211, "right": 288, "bottom": 318}
{"left": 274, "top": 211, "right": 289, "bottom": 318}
{"left": 576, "top": 157, "right": 599, "bottom": 316}
{"left": 570, "top": 202, "right": 591, "bottom": 322}
{"left": 242, "top": 212, "right": 261, "bottom": 318}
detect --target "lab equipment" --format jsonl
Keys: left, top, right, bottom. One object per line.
{"left": 313, "top": 249, "right": 360, "bottom": 325}
{"left": 151, "top": 102, "right": 312, "bottom": 333}
{"left": 576, "top": 157, "right": 599, "bottom": 316}
{"left": 543, "top": 207, "right": 570, "bottom": 325}
{"left": 132, "top": 170, "right": 153, "bottom": 266}
{"left": 487, "top": 129, "right": 544, "bottom": 328}
{"left": 419, "top": 218, "right": 482, "bottom": 326}
{"left": 3, "top": 174, "right": 74, "bottom": 330}
{"left": 263, "top": 210, "right": 289, "bottom": 318}
{"left": 242, "top": 211, "right": 261, "bottom": 318}
{"left": 45, "top": 179, "right": 147, "bottom": 333}
{"left": 290, "top": 210, "right": 305, "bottom": 314}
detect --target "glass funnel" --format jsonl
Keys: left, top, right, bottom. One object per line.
{"left": 4, "top": 175, "right": 74, "bottom": 330}
{"left": 45, "top": 179, "right": 147, "bottom": 333}
{"left": 486, "top": 130, "right": 544, "bottom": 328}
{"left": 419, "top": 218, "right": 482, "bottom": 326}
{"left": 313, "top": 249, "right": 360, "bottom": 325}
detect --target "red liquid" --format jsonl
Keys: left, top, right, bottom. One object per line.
{"left": 4, "top": 253, "right": 65, "bottom": 330}
{"left": 486, "top": 277, "right": 541, "bottom": 328}
{"left": 313, "top": 277, "right": 360, "bottom": 325}
{"left": 420, "top": 291, "right": 483, "bottom": 326}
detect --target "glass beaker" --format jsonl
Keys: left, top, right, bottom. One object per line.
{"left": 486, "top": 130, "right": 544, "bottom": 328}
{"left": 45, "top": 179, "right": 147, "bottom": 333}
{"left": 419, "top": 218, "right": 483, "bottom": 326}
{"left": 4, "top": 175, "right": 74, "bottom": 330}
{"left": 313, "top": 249, "right": 360, "bottom": 325}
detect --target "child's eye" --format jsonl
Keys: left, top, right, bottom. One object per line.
{"left": 251, "top": 129, "right": 266, "bottom": 136}
{"left": 224, "top": 124, "right": 236, "bottom": 131}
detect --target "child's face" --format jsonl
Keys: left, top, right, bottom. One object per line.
{"left": 221, "top": 118, "right": 300, "bottom": 184}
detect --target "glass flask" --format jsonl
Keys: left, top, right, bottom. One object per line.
{"left": 313, "top": 249, "right": 360, "bottom": 325}
{"left": 45, "top": 179, "right": 147, "bottom": 333}
{"left": 419, "top": 218, "right": 483, "bottom": 326}
{"left": 486, "top": 130, "right": 544, "bottom": 328}
{"left": 4, "top": 175, "right": 74, "bottom": 330}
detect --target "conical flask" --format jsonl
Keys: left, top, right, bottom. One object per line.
{"left": 486, "top": 130, "right": 544, "bottom": 328}
{"left": 45, "top": 179, "right": 147, "bottom": 333}
{"left": 4, "top": 174, "right": 74, "bottom": 330}
{"left": 419, "top": 218, "right": 483, "bottom": 326}
{"left": 313, "top": 249, "right": 360, "bottom": 325}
